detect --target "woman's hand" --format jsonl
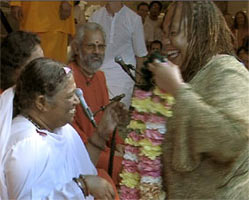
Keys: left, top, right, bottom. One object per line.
{"left": 148, "top": 59, "right": 185, "bottom": 97}
{"left": 84, "top": 175, "right": 115, "bottom": 200}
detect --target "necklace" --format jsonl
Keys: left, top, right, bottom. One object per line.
{"left": 24, "top": 115, "right": 42, "bottom": 130}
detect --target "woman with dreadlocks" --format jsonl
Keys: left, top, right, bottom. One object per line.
{"left": 149, "top": 1, "right": 249, "bottom": 199}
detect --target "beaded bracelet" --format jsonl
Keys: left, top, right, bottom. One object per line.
{"left": 73, "top": 177, "right": 88, "bottom": 197}
{"left": 79, "top": 175, "right": 90, "bottom": 196}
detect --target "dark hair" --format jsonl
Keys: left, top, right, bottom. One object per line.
{"left": 0, "top": 31, "right": 41, "bottom": 90}
{"left": 150, "top": 40, "right": 163, "bottom": 50}
{"left": 167, "top": 1, "right": 235, "bottom": 82}
{"left": 149, "top": 1, "right": 163, "bottom": 12}
{"left": 237, "top": 45, "right": 248, "bottom": 55}
{"left": 233, "top": 11, "right": 248, "bottom": 29}
{"left": 14, "top": 58, "right": 72, "bottom": 114}
{"left": 137, "top": 2, "right": 149, "bottom": 11}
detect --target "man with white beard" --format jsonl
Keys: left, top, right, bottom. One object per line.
{"left": 68, "top": 22, "right": 127, "bottom": 186}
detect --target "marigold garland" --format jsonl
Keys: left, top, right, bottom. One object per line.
{"left": 119, "top": 87, "right": 174, "bottom": 200}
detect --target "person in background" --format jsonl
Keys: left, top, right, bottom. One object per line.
{"left": 149, "top": 1, "right": 249, "bottom": 199}
{"left": 0, "top": 58, "right": 119, "bottom": 199}
{"left": 0, "top": 31, "right": 44, "bottom": 93}
{"left": 74, "top": 1, "right": 86, "bottom": 29}
{"left": 89, "top": 1, "right": 147, "bottom": 108}
{"left": 224, "top": 12, "right": 234, "bottom": 31}
{"left": 237, "top": 45, "right": 249, "bottom": 69}
{"left": 144, "top": 1, "right": 163, "bottom": 46}
{"left": 10, "top": 1, "right": 74, "bottom": 63}
{"left": 136, "top": 2, "right": 149, "bottom": 24}
{"left": 68, "top": 22, "right": 127, "bottom": 185}
{"left": 232, "top": 11, "right": 249, "bottom": 49}
{"left": 149, "top": 40, "right": 163, "bottom": 55}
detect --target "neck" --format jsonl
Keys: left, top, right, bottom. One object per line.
{"left": 150, "top": 15, "right": 158, "bottom": 21}
{"left": 24, "top": 111, "right": 53, "bottom": 132}
{"left": 76, "top": 59, "right": 94, "bottom": 78}
{"left": 106, "top": 2, "right": 123, "bottom": 16}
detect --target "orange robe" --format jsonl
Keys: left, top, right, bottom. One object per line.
{"left": 69, "top": 62, "right": 124, "bottom": 185}
{"left": 10, "top": 1, "right": 75, "bottom": 63}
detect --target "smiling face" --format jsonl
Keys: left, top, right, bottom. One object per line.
{"left": 77, "top": 30, "right": 105, "bottom": 76}
{"left": 43, "top": 74, "right": 80, "bottom": 130}
{"left": 163, "top": 3, "right": 188, "bottom": 71}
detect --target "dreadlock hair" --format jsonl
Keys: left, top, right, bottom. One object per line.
{"left": 14, "top": 57, "right": 72, "bottom": 116}
{"left": 167, "top": 1, "right": 235, "bottom": 82}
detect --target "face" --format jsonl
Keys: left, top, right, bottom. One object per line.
{"left": 162, "top": 3, "right": 188, "bottom": 71}
{"left": 238, "top": 50, "right": 249, "bottom": 69}
{"left": 137, "top": 5, "right": 149, "bottom": 20}
{"left": 150, "top": 3, "right": 161, "bottom": 18}
{"left": 13, "top": 45, "right": 44, "bottom": 86}
{"left": 44, "top": 75, "right": 80, "bottom": 130}
{"left": 77, "top": 30, "right": 105, "bottom": 76}
{"left": 150, "top": 43, "right": 162, "bottom": 54}
{"left": 236, "top": 13, "right": 245, "bottom": 25}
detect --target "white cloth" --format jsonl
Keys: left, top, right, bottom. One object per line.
{"left": 0, "top": 88, "right": 96, "bottom": 199}
{"left": 144, "top": 16, "right": 162, "bottom": 42}
{"left": 89, "top": 5, "right": 147, "bottom": 107}
{"left": 0, "top": 88, "right": 14, "bottom": 200}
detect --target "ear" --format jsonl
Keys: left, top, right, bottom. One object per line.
{"left": 34, "top": 95, "right": 48, "bottom": 112}
{"left": 72, "top": 42, "right": 79, "bottom": 56}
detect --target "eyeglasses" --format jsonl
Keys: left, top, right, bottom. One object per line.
{"left": 83, "top": 44, "right": 106, "bottom": 52}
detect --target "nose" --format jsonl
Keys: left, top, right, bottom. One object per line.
{"left": 93, "top": 45, "right": 100, "bottom": 54}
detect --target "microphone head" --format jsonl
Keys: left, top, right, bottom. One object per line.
{"left": 75, "top": 88, "right": 83, "bottom": 97}
{"left": 114, "top": 56, "right": 123, "bottom": 63}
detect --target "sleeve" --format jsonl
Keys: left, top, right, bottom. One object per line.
{"left": 132, "top": 16, "right": 148, "bottom": 57}
{"left": 170, "top": 62, "right": 249, "bottom": 172}
{"left": 4, "top": 137, "right": 85, "bottom": 200}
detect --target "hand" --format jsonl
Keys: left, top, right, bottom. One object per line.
{"left": 115, "top": 144, "right": 125, "bottom": 156}
{"left": 11, "top": 6, "right": 23, "bottom": 21}
{"left": 84, "top": 175, "right": 115, "bottom": 200}
{"left": 97, "top": 102, "right": 128, "bottom": 140}
{"left": 59, "top": 2, "right": 72, "bottom": 20}
{"left": 148, "top": 59, "right": 185, "bottom": 97}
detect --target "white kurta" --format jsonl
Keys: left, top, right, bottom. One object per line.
{"left": 3, "top": 115, "right": 96, "bottom": 200}
{"left": 89, "top": 6, "right": 148, "bottom": 108}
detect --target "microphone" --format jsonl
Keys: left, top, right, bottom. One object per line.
{"left": 75, "top": 88, "right": 97, "bottom": 128}
{"left": 114, "top": 56, "right": 136, "bottom": 82}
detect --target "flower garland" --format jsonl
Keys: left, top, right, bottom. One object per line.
{"left": 119, "top": 87, "right": 174, "bottom": 200}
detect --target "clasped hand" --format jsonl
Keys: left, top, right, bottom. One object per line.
{"left": 97, "top": 101, "right": 128, "bottom": 141}
{"left": 148, "top": 59, "right": 185, "bottom": 97}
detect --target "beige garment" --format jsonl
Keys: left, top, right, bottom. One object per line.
{"left": 163, "top": 55, "right": 249, "bottom": 199}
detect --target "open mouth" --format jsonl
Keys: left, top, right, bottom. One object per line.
{"left": 167, "top": 50, "right": 180, "bottom": 60}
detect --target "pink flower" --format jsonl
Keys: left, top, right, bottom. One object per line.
{"left": 128, "top": 131, "right": 141, "bottom": 142}
{"left": 125, "top": 145, "right": 139, "bottom": 154}
{"left": 134, "top": 89, "right": 152, "bottom": 99}
{"left": 120, "top": 186, "right": 140, "bottom": 200}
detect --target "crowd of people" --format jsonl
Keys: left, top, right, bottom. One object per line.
{"left": 0, "top": 1, "right": 249, "bottom": 199}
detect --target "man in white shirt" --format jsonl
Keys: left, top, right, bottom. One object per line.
{"left": 89, "top": 2, "right": 147, "bottom": 108}
{"left": 144, "top": 1, "right": 163, "bottom": 45}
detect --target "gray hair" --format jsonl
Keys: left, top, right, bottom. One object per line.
{"left": 69, "top": 22, "right": 106, "bottom": 62}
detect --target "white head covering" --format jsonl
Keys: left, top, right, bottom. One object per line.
{"left": 0, "top": 87, "right": 14, "bottom": 199}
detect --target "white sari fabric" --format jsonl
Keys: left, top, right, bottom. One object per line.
{"left": 0, "top": 88, "right": 97, "bottom": 200}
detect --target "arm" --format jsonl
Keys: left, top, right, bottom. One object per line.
{"left": 150, "top": 57, "right": 249, "bottom": 170}
{"left": 4, "top": 138, "right": 85, "bottom": 199}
